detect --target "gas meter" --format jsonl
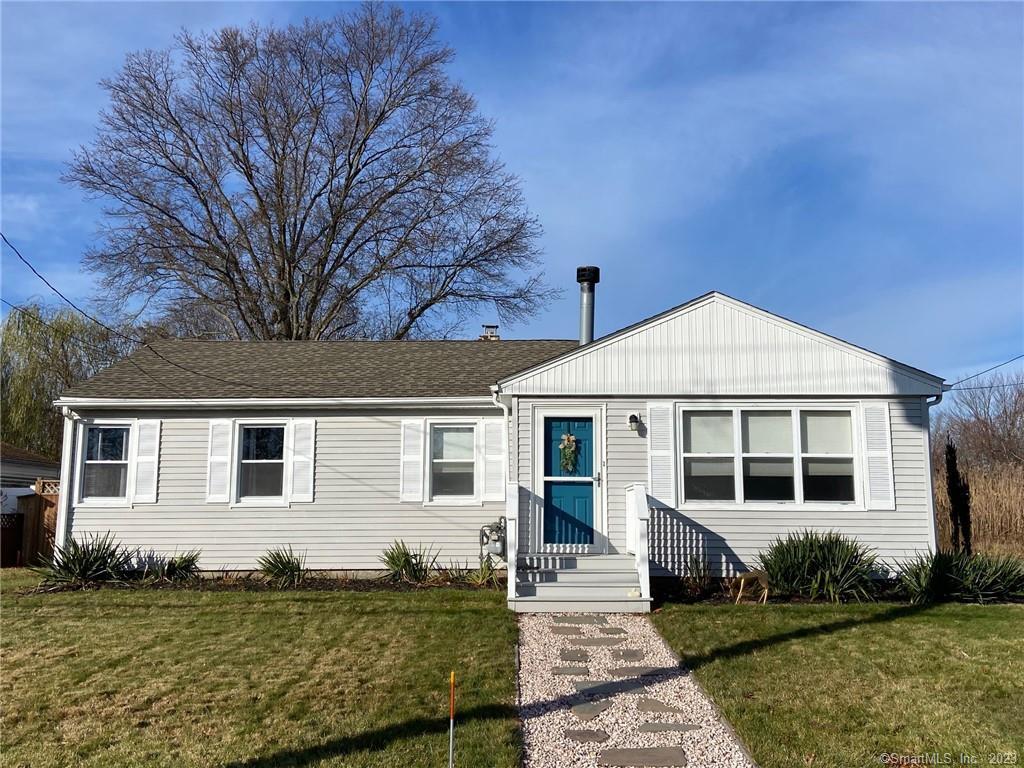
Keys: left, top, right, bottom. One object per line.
{"left": 479, "top": 517, "right": 507, "bottom": 560}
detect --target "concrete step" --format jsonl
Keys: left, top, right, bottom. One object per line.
{"left": 517, "top": 568, "right": 640, "bottom": 585}
{"left": 514, "top": 582, "right": 640, "bottom": 599}
{"left": 518, "top": 554, "right": 634, "bottom": 571}
{"left": 508, "top": 597, "right": 651, "bottom": 614}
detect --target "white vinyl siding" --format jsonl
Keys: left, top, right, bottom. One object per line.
{"left": 501, "top": 294, "right": 941, "bottom": 397}
{"left": 68, "top": 408, "right": 505, "bottom": 570}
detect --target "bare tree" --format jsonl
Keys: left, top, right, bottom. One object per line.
{"left": 933, "top": 372, "right": 1024, "bottom": 470}
{"left": 65, "top": 4, "right": 553, "bottom": 340}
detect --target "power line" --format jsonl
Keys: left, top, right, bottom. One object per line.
{"left": 1, "top": 298, "right": 186, "bottom": 399}
{"left": 950, "top": 354, "right": 1024, "bottom": 386}
{"left": 951, "top": 381, "right": 1024, "bottom": 392}
{"left": 1, "top": 231, "right": 264, "bottom": 392}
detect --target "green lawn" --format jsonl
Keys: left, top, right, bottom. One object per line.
{"left": 652, "top": 601, "right": 1024, "bottom": 768}
{"left": 0, "top": 570, "right": 520, "bottom": 768}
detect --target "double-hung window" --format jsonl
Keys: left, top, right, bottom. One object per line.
{"left": 429, "top": 424, "right": 476, "bottom": 500}
{"left": 238, "top": 425, "right": 286, "bottom": 500}
{"left": 81, "top": 425, "right": 130, "bottom": 500}
{"left": 800, "top": 411, "right": 856, "bottom": 501}
{"left": 681, "top": 411, "right": 735, "bottom": 501}
{"left": 678, "top": 406, "right": 858, "bottom": 506}
{"left": 742, "top": 411, "right": 795, "bottom": 501}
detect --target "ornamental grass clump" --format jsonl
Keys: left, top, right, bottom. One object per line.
{"left": 897, "top": 551, "right": 1024, "bottom": 605}
{"left": 151, "top": 550, "right": 202, "bottom": 582}
{"left": 380, "top": 540, "right": 438, "bottom": 584}
{"left": 33, "top": 533, "right": 136, "bottom": 589}
{"left": 257, "top": 546, "right": 308, "bottom": 589}
{"left": 758, "top": 530, "right": 879, "bottom": 603}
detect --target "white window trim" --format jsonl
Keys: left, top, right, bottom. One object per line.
{"left": 676, "top": 401, "right": 863, "bottom": 511}
{"left": 424, "top": 419, "right": 483, "bottom": 506}
{"left": 74, "top": 418, "right": 136, "bottom": 507}
{"left": 230, "top": 419, "right": 290, "bottom": 508}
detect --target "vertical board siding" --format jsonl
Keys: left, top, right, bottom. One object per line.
{"left": 514, "top": 397, "right": 934, "bottom": 574}
{"left": 503, "top": 297, "right": 940, "bottom": 397}
{"left": 68, "top": 409, "right": 506, "bottom": 570}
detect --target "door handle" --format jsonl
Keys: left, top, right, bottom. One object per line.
{"left": 594, "top": 471, "right": 602, "bottom": 487}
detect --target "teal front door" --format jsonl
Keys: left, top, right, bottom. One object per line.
{"left": 542, "top": 416, "right": 599, "bottom": 549}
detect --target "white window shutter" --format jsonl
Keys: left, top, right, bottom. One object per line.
{"left": 647, "top": 403, "right": 676, "bottom": 507}
{"left": 206, "top": 420, "right": 233, "bottom": 503}
{"left": 481, "top": 419, "right": 506, "bottom": 502}
{"left": 400, "top": 419, "right": 425, "bottom": 502}
{"left": 289, "top": 419, "right": 315, "bottom": 503}
{"left": 133, "top": 420, "right": 161, "bottom": 504}
{"left": 861, "top": 402, "right": 895, "bottom": 511}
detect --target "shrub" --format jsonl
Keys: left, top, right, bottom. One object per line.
{"left": 464, "top": 556, "right": 502, "bottom": 589}
{"left": 257, "top": 546, "right": 307, "bottom": 588}
{"left": 380, "top": 540, "right": 438, "bottom": 584}
{"left": 758, "top": 530, "right": 879, "bottom": 603}
{"left": 152, "top": 550, "right": 202, "bottom": 582}
{"left": 898, "top": 551, "right": 1024, "bottom": 604}
{"left": 680, "top": 553, "right": 715, "bottom": 600}
{"left": 33, "top": 533, "right": 136, "bottom": 589}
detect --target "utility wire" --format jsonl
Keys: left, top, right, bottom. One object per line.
{"left": 950, "top": 353, "right": 1024, "bottom": 387}
{"left": 1, "top": 232, "right": 263, "bottom": 392}
{"left": 1, "top": 296, "right": 186, "bottom": 399}
{"left": 950, "top": 381, "right": 1024, "bottom": 392}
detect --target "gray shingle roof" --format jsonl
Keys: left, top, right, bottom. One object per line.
{"left": 60, "top": 339, "right": 578, "bottom": 400}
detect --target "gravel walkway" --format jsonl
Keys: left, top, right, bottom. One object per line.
{"left": 518, "top": 613, "right": 755, "bottom": 768}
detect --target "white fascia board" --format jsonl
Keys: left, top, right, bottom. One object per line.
{"left": 54, "top": 396, "right": 498, "bottom": 410}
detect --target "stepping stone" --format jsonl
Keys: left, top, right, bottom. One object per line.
{"left": 639, "top": 722, "right": 700, "bottom": 733}
{"left": 552, "top": 625, "right": 585, "bottom": 635}
{"left": 560, "top": 649, "right": 589, "bottom": 662}
{"left": 575, "top": 679, "right": 649, "bottom": 697}
{"left": 552, "top": 666, "right": 590, "bottom": 676}
{"left": 571, "top": 637, "right": 625, "bottom": 647}
{"left": 598, "top": 626, "right": 628, "bottom": 635}
{"left": 571, "top": 699, "right": 613, "bottom": 721}
{"left": 565, "top": 728, "right": 610, "bottom": 743}
{"left": 553, "top": 615, "right": 608, "bottom": 625}
{"left": 610, "top": 649, "right": 644, "bottom": 662}
{"left": 598, "top": 747, "right": 688, "bottom": 766}
{"left": 636, "top": 698, "right": 689, "bottom": 715}
{"left": 608, "top": 666, "right": 671, "bottom": 678}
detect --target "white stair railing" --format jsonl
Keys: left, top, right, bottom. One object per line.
{"left": 505, "top": 482, "right": 519, "bottom": 601}
{"left": 625, "top": 482, "right": 652, "bottom": 600}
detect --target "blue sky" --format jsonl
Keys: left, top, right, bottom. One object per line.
{"left": 2, "top": 1, "right": 1022, "bottom": 382}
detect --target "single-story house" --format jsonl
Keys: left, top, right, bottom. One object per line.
{"left": 1, "top": 442, "right": 60, "bottom": 489}
{"left": 54, "top": 268, "right": 946, "bottom": 612}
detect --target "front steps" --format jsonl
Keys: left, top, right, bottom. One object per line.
{"left": 509, "top": 554, "right": 650, "bottom": 613}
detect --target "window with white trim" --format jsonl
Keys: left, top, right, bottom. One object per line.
{"left": 681, "top": 411, "right": 735, "bottom": 501}
{"left": 238, "top": 425, "right": 286, "bottom": 499}
{"left": 800, "top": 411, "right": 855, "bottom": 501}
{"left": 429, "top": 424, "right": 476, "bottom": 499}
{"left": 81, "top": 425, "right": 130, "bottom": 499}
{"left": 678, "top": 406, "right": 858, "bottom": 505}
{"left": 741, "top": 411, "right": 794, "bottom": 501}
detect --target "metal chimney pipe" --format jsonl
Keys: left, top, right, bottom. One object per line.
{"left": 576, "top": 266, "right": 600, "bottom": 345}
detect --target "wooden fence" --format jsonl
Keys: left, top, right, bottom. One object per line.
{"left": 17, "top": 479, "right": 60, "bottom": 565}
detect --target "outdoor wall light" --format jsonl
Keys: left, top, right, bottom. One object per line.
{"left": 628, "top": 414, "right": 640, "bottom": 431}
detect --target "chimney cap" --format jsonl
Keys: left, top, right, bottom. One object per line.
{"left": 576, "top": 265, "right": 600, "bottom": 285}
{"left": 479, "top": 324, "right": 500, "bottom": 341}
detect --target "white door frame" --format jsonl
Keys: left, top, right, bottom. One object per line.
{"left": 530, "top": 403, "right": 607, "bottom": 554}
